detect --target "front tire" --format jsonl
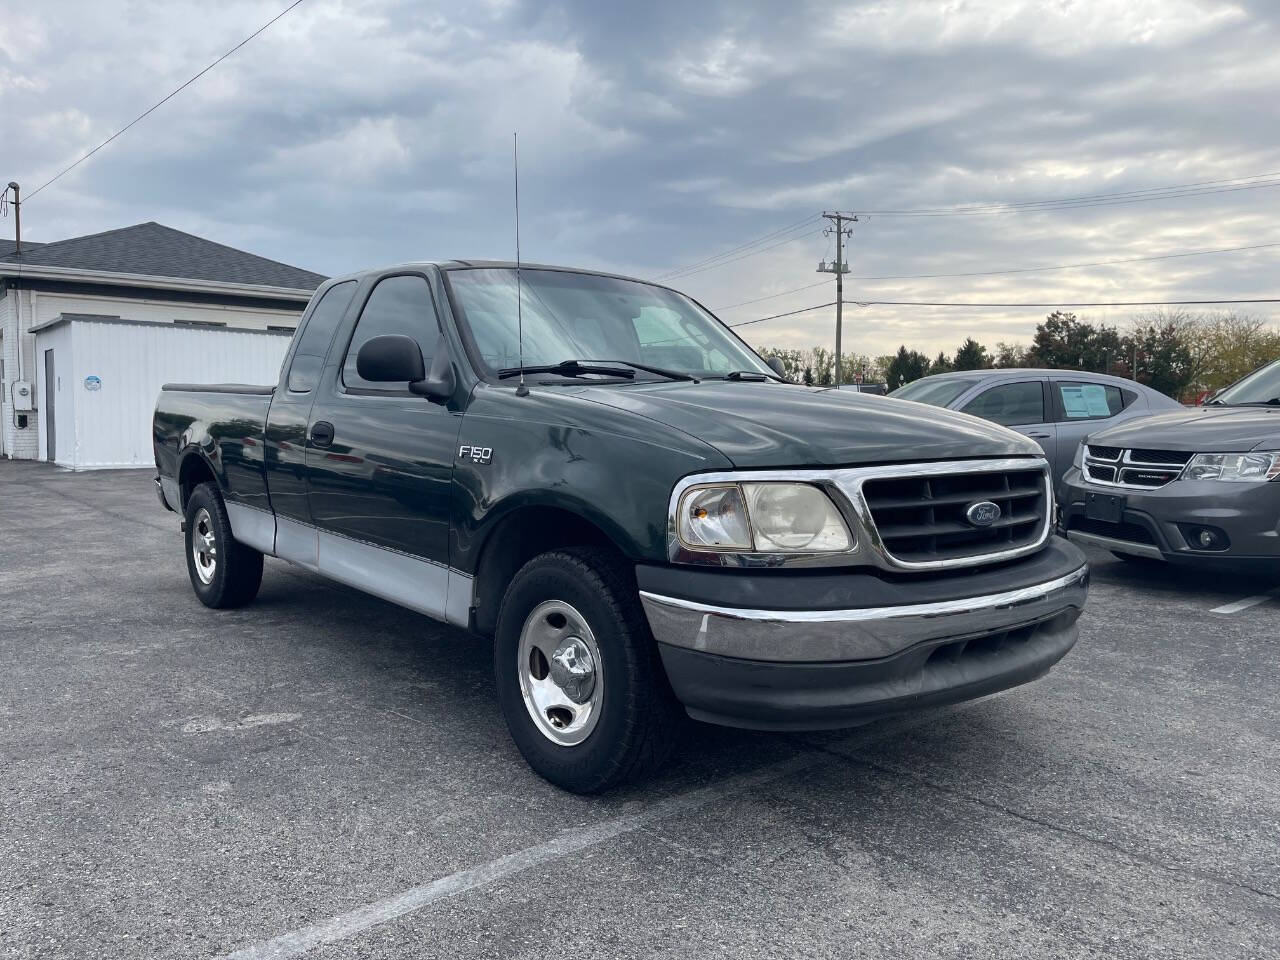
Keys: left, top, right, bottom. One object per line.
{"left": 184, "top": 482, "right": 264, "bottom": 609}
{"left": 494, "top": 547, "right": 681, "bottom": 793}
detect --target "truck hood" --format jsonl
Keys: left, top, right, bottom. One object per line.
{"left": 575, "top": 380, "right": 1039, "bottom": 467}
{"left": 1089, "top": 406, "right": 1280, "bottom": 452}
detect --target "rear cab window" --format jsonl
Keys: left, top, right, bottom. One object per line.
{"left": 286, "top": 281, "right": 357, "bottom": 393}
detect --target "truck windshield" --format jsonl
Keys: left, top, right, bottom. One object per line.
{"left": 1211, "top": 358, "right": 1280, "bottom": 405}
{"left": 445, "top": 268, "right": 775, "bottom": 381}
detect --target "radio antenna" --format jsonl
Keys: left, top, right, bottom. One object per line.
{"left": 513, "top": 132, "right": 528, "bottom": 397}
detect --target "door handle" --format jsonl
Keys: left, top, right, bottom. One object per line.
{"left": 1026, "top": 432, "right": 1052, "bottom": 439}
{"left": 310, "top": 421, "right": 335, "bottom": 447}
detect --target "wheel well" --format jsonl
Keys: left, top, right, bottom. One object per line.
{"left": 471, "top": 506, "right": 624, "bottom": 637}
{"left": 178, "top": 453, "right": 216, "bottom": 509}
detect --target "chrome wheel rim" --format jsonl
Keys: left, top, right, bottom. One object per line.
{"left": 191, "top": 507, "right": 218, "bottom": 585}
{"left": 517, "top": 600, "right": 603, "bottom": 746}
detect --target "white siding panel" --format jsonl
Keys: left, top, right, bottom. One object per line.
{"left": 34, "top": 291, "right": 303, "bottom": 332}
{"left": 33, "top": 323, "right": 76, "bottom": 466}
{"left": 70, "top": 321, "right": 290, "bottom": 469}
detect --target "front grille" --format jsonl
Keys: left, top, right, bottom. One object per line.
{"left": 1127, "top": 448, "right": 1193, "bottom": 466}
{"left": 1119, "top": 467, "right": 1180, "bottom": 488}
{"left": 1086, "top": 444, "right": 1122, "bottom": 461}
{"left": 862, "top": 465, "right": 1048, "bottom": 564}
{"left": 1084, "top": 463, "right": 1117, "bottom": 483}
{"left": 1082, "top": 446, "right": 1189, "bottom": 489}
{"left": 1068, "top": 515, "right": 1155, "bottom": 544}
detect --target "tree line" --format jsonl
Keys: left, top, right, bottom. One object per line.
{"left": 761, "top": 310, "right": 1280, "bottom": 400}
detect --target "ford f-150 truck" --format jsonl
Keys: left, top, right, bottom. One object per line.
{"left": 153, "top": 261, "right": 1089, "bottom": 792}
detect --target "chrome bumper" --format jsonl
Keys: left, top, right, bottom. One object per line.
{"left": 640, "top": 565, "right": 1089, "bottom": 663}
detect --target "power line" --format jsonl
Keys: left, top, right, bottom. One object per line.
{"left": 847, "top": 176, "right": 1280, "bottom": 219}
{"left": 713, "top": 277, "right": 835, "bottom": 311}
{"left": 727, "top": 296, "right": 1280, "bottom": 328}
{"left": 650, "top": 215, "right": 819, "bottom": 281}
{"left": 657, "top": 228, "right": 823, "bottom": 283}
{"left": 24, "top": 0, "right": 308, "bottom": 202}
{"left": 713, "top": 240, "right": 1280, "bottom": 310}
{"left": 850, "top": 170, "right": 1280, "bottom": 215}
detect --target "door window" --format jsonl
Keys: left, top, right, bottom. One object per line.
{"left": 961, "top": 381, "right": 1045, "bottom": 426}
{"left": 1054, "top": 381, "right": 1127, "bottom": 421}
{"left": 287, "top": 280, "right": 357, "bottom": 393}
{"left": 341, "top": 275, "right": 437, "bottom": 393}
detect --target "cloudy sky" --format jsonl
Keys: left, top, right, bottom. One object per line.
{"left": 4, "top": 0, "right": 1280, "bottom": 359}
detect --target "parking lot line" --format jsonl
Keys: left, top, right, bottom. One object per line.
{"left": 1210, "top": 589, "right": 1279, "bottom": 615}
{"left": 217, "top": 751, "right": 822, "bottom": 960}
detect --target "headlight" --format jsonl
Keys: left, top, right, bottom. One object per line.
{"left": 678, "top": 482, "right": 854, "bottom": 553}
{"left": 1182, "top": 452, "right": 1280, "bottom": 482}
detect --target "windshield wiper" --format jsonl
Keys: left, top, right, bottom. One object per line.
{"left": 706, "top": 370, "right": 773, "bottom": 382}
{"left": 497, "top": 360, "right": 635, "bottom": 380}
{"left": 497, "top": 359, "right": 698, "bottom": 383}
{"left": 1219, "top": 397, "right": 1280, "bottom": 406}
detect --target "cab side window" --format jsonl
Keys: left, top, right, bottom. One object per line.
{"left": 1054, "top": 381, "right": 1128, "bottom": 421}
{"left": 341, "top": 275, "right": 437, "bottom": 393}
{"left": 287, "top": 281, "right": 357, "bottom": 393}
{"left": 961, "top": 381, "right": 1045, "bottom": 426}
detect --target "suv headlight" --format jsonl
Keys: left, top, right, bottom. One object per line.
{"left": 1182, "top": 452, "right": 1280, "bottom": 482}
{"left": 677, "top": 482, "right": 854, "bottom": 553}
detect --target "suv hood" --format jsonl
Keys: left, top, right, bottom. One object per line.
{"left": 576, "top": 381, "right": 1039, "bottom": 467}
{"left": 1089, "top": 406, "right": 1280, "bottom": 452}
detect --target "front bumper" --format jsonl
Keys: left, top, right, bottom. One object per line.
{"left": 640, "top": 541, "right": 1087, "bottom": 731}
{"left": 1060, "top": 467, "right": 1280, "bottom": 568}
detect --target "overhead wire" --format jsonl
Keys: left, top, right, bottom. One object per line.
{"left": 24, "top": 0, "right": 309, "bottom": 201}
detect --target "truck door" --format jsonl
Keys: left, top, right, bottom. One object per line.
{"left": 959, "top": 378, "right": 1058, "bottom": 471}
{"left": 265, "top": 279, "right": 359, "bottom": 535}
{"left": 303, "top": 272, "right": 462, "bottom": 616}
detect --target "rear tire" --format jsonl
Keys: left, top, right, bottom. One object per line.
{"left": 494, "top": 547, "right": 682, "bottom": 793}
{"left": 184, "top": 482, "right": 264, "bottom": 609}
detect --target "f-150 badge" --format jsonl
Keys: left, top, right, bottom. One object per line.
{"left": 458, "top": 444, "right": 493, "bottom": 465}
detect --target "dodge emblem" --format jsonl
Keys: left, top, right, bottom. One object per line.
{"left": 965, "top": 500, "right": 1001, "bottom": 527}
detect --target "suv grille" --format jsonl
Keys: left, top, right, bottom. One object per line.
{"left": 1082, "top": 446, "right": 1188, "bottom": 489}
{"left": 861, "top": 465, "right": 1049, "bottom": 564}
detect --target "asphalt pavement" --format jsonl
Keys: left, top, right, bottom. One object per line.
{"left": 2, "top": 461, "right": 1277, "bottom": 959}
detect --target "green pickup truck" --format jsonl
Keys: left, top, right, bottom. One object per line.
{"left": 153, "top": 261, "right": 1089, "bottom": 792}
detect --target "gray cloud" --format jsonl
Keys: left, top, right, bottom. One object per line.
{"left": 3, "top": 0, "right": 1279, "bottom": 358}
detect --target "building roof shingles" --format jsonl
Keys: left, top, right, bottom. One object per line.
{"left": 0, "top": 221, "right": 326, "bottom": 291}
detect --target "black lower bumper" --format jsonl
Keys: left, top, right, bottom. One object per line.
{"left": 657, "top": 608, "right": 1080, "bottom": 732}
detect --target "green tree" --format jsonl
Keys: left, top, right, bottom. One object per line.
{"left": 952, "top": 337, "right": 991, "bottom": 371}
{"left": 993, "top": 341, "right": 1030, "bottom": 368}
{"left": 885, "top": 345, "right": 931, "bottom": 389}
{"left": 1029, "top": 311, "right": 1124, "bottom": 371}
{"left": 929, "top": 351, "right": 954, "bottom": 375}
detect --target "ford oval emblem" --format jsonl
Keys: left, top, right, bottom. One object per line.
{"left": 965, "top": 500, "right": 1001, "bottom": 527}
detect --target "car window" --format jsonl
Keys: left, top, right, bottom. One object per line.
{"left": 961, "top": 380, "right": 1045, "bottom": 426}
{"left": 341, "top": 275, "right": 437, "bottom": 393}
{"left": 889, "top": 377, "right": 972, "bottom": 407}
{"left": 1055, "top": 381, "right": 1125, "bottom": 420}
{"left": 287, "top": 281, "right": 357, "bottom": 393}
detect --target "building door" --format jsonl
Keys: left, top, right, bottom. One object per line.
{"left": 43, "top": 349, "right": 55, "bottom": 463}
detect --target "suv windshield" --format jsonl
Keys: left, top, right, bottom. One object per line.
{"left": 889, "top": 377, "right": 973, "bottom": 407}
{"left": 1211, "top": 358, "right": 1280, "bottom": 405}
{"left": 445, "top": 268, "right": 775, "bottom": 381}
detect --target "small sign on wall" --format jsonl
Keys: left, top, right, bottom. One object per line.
{"left": 84, "top": 375, "right": 102, "bottom": 392}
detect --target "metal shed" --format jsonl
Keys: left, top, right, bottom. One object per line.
{"left": 32, "top": 315, "right": 290, "bottom": 469}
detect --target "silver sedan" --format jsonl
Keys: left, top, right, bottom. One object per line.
{"left": 889, "top": 368, "right": 1182, "bottom": 483}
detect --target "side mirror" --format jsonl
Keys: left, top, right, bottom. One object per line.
{"left": 356, "top": 335, "right": 426, "bottom": 383}
{"left": 408, "top": 334, "right": 457, "bottom": 402}
{"left": 766, "top": 356, "right": 787, "bottom": 379}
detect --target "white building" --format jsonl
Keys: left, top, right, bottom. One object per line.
{"left": 1, "top": 222, "right": 325, "bottom": 469}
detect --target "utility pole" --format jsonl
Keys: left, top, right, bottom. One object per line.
{"left": 817, "top": 212, "right": 856, "bottom": 387}
{"left": 4, "top": 182, "right": 19, "bottom": 255}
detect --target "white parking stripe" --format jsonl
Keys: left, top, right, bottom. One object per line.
{"left": 1210, "top": 590, "right": 1279, "bottom": 615}
{"left": 217, "top": 752, "right": 821, "bottom": 960}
